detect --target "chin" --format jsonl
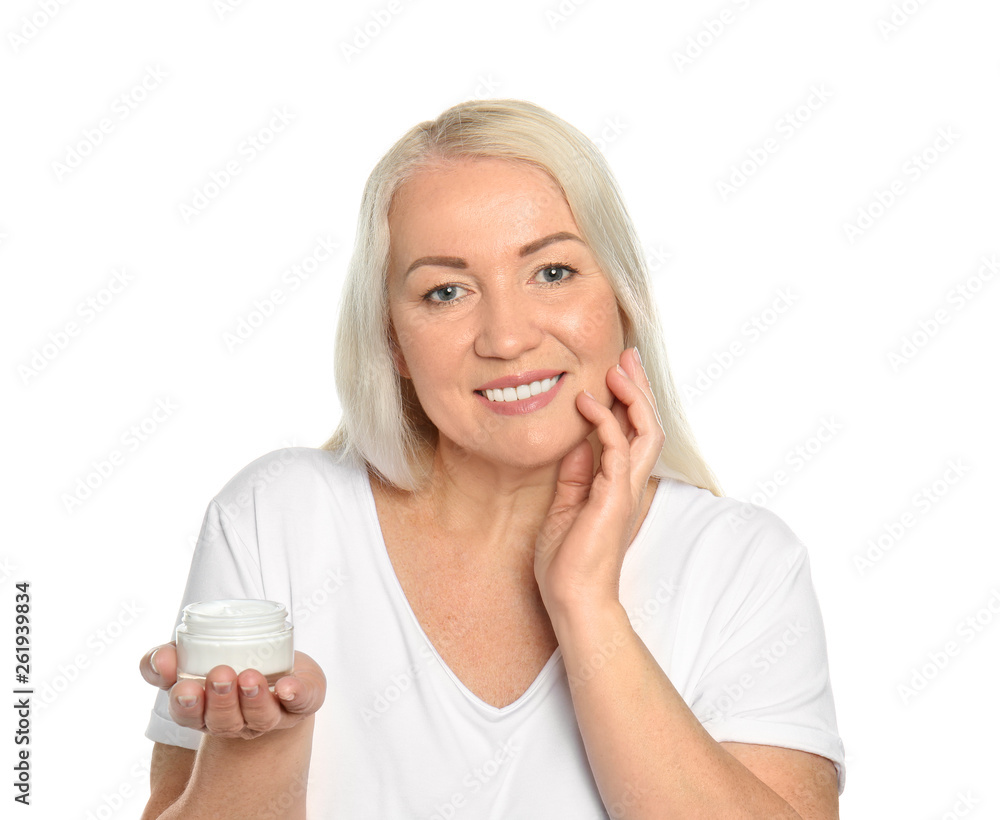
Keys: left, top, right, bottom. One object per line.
{"left": 519, "top": 425, "right": 597, "bottom": 467}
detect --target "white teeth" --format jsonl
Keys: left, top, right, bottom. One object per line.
{"left": 482, "top": 374, "right": 562, "bottom": 402}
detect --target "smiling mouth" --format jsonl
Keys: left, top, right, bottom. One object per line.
{"left": 476, "top": 373, "right": 565, "bottom": 403}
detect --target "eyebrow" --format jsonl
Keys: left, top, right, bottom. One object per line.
{"left": 403, "top": 231, "right": 585, "bottom": 279}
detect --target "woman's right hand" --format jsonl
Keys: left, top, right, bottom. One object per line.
{"left": 139, "top": 643, "right": 326, "bottom": 741}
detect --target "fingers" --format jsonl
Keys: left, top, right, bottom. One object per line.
{"left": 623, "top": 347, "right": 659, "bottom": 413}
{"left": 536, "top": 439, "right": 594, "bottom": 564}
{"left": 610, "top": 349, "right": 663, "bottom": 435}
{"left": 576, "top": 389, "right": 631, "bottom": 485}
{"left": 273, "top": 651, "right": 328, "bottom": 715}
{"left": 577, "top": 348, "right": 665, "bottom": 498}
{"left": 168, "top": 675, "right": 208, "bottom": 729}
{"left": 169, "top": 666, "right": 282, "bottom": 737}
{"left": 140, "top": 642, "right": 178, "bottom": 690}
{"left": 612, "top": 353, "right": 666, "bottom": 497}
{"left": 552, "top": 439, "right": 595, "bottom": 505}
{"left": 166, "top": 652, "right": 327, "bottom": 738}
{"left": 232, "top": 669, "right": 282, "bottom": 733}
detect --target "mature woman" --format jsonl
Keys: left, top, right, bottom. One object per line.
{"left": 140, "top": 99, "right": 845, "bottom": 818}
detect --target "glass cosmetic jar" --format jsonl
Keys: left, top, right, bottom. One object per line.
{"left": 175, "top": 599, "right": 294, "bottom": 686}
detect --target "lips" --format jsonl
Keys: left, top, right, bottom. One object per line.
{"left": 474, "top": 371, "right": 567, "bottom": 415}
{"left": 475, "top": 370, "right": 564, "bottom": 392}
{"left": 481, "top": 374, "right": 563, "bottom": 403}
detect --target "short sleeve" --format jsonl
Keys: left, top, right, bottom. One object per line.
{"left": 687, "top": 521, "right": 846, "bottom": 795}
{"left": 144, "top": 499, "right": 265, "bottom": 750}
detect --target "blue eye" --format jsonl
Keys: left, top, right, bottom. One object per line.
{"left": 533, "top": 263, "right": 578, "bottom": 284}
{"left": 424, "top": 284, "right": 467, "bottom": 303}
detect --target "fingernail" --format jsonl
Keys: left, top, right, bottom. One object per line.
{"left": 149, "top": 649, "right": 160, "bottom": 676}
{"left": 616, "top": 364, "right": 627, "bottom": 377}
{"left": 212, "top": 681, "right": 232, "bottom": 695}
{"left": 276, "top": 688, "right": 295, "bottom": 702}
{"left": 583, "top": 389, "right": 595, "bottom": 400}
{"left": 633, "top": 346, "right": 643, "bottom": 365}
{"left": 177, "top": 695, "right": 197, "bottom": 708}
{"left": 240, "top": 685, "right": 259, "bottom": 699}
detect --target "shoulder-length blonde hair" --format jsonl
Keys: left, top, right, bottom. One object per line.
{"left": 321, "top": 98, "right": 723, "bottom": 497}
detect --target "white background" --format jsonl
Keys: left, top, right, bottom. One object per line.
{"left": 3, "top": 0, "right": 998, "bottom": 816}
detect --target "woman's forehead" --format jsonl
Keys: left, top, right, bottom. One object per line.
{"left": 388, "top": 159, "right": 577, "bottom": 258}
{"left": 391, "top": 158, "right": 566, "bottom": 217}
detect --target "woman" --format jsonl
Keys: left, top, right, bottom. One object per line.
{"left": 140, "top": 99, "right": 845, "bottom": 818}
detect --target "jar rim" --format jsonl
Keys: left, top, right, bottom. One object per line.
{"left": 179, "top": 598, "right": 290, "bottom": 636}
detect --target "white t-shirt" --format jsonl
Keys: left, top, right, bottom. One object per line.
{"left": 146, "top": 447, "right": 846, "bottom": 816}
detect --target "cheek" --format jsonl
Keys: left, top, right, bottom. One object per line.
{"left": 393, "top": 314, "right": 476, "bottom": 397}
{"left": 560, "top": 295, "right": 625, "bottom": 354}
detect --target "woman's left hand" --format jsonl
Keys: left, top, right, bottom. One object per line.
{"left": 534, "top": 346, "right": 666, "bottom": 617}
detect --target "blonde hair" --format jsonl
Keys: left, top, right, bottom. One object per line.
{"left": 321, "top": 98, "right": 723, "bottom": 497}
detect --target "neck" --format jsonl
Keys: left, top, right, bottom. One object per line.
{"left": 383, "top": 430, "right": 605, "bottom": 576}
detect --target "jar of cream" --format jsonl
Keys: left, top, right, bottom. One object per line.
{"left": 175, "top": 599, "right": 294, "bottom": 686}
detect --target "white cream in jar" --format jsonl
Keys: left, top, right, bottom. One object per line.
{"left": 175, "top": 599, "right": 294, "bottom": 686}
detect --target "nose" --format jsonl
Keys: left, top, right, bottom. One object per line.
{"left": 473, "top": 288, "right": 544, "bottom": 360}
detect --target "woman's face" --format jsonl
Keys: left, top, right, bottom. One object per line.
{"left": 386, "top": 156, "right": 626, "bottom": 471}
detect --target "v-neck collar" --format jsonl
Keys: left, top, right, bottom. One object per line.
{"left": 355, "top": 465, "right": 671, "bottom": 718}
